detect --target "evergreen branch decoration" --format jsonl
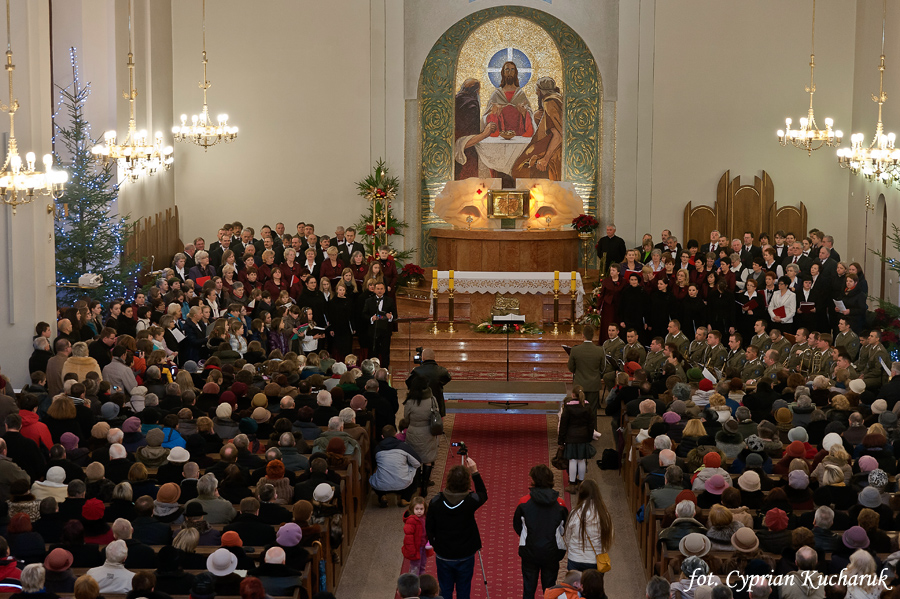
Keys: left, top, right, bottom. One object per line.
{"left": 353, "top": 158, "right": 413, "bottom": 264}
{"left": 53, "top": 48, "right": 142, "bottom": 305}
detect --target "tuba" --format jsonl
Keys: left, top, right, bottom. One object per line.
{"left": 810, "top": 350, "right": 822, "bottom": 376}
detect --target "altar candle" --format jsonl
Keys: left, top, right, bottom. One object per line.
{"left": 449, "top": 270, "right": 454, "bottom": 291}
{"left": 554, "top": 271, "right": 559, "bottom": 291}
{"left": 432, "top": 270, "right": 438, "bottom": 291}
{"left": 571, "top": 271, "right": 577, "bottom": 292}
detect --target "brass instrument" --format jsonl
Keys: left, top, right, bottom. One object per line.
{"left": 810, "top": 350, "right": 822, "bottom": 376}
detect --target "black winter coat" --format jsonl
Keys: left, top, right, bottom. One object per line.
{"left": 513, "top": 487, "right": 568, "bottom": 563}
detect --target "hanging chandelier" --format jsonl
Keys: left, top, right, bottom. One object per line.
{"left": 0, "top": 0, "right": 66, "bottom": 215}
{"left": 91, "top": 0, "right": 172, "bottom": 182}
{"left": 837, "top": 0, "right": 900, "bottom": 184}
{"left": 777, "top": 0, "right": 842, "bottom": 155}
{"left": 172, "top": 0, "right": 237, "bottom": 150}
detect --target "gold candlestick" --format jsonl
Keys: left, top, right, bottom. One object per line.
{"left": 569, "top": 289, "right": 577, "bottom": 336}
{"left": 552, "top": 289, "right": 560, "bottom": 335}
{"left": 431, "top": 270, "right": 439, "bottom": 334}
{"left": 447, "top": 288, "right": 455, "bottom": 334}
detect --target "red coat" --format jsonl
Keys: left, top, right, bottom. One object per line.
{"left": 401, "top": 512, "right": 426, "bottom": 560}
{"left": 379, "top": 258, "right": 398, "bottom": 292}
{"left": 19, "top": 410, "right": 52, "bottom": 451}
{"left": 264, "top": 280, "right": 291, "bottom": 300}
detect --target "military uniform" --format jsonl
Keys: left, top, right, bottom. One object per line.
{"left": 750, "top": 332, "right": 771, "bottom": 354}
{"left": 623, "top": 342, "right": 647, "bottom": 365}
{"left": 741, "top": 357, "right": 765, "bottom": 382}
{"left": 769, "top": 337, "right": 791, "bottom": 360}
{"left": 687, "top": 340, "right": 707, "bottom": 366}
{"left": 603, "top": 337, "right": 625, "bottom": 363}
{"left": 723, "top": 348, "right": 746, "bottom": 378}
{"left": 760, "top": 362, "right": 782, "bottom": 386}
{"left": 706, "top": 343, "right": 728, "bottom": 371}
{"left": 665, "top": 331, "right": 690, "bottom": 356}
{"left": 643, "top": 350, "right": 666, "bottom": 378}
{"left": 856, "top": 343, "right": 871, "bottom": 371}
{"left": 810, "top": 349, "right": 834, "bottom": 379}
{"left": 863, "top": 342, "right": 890, "bottom": 391}
{"left": 835, "top": 331, "right": 861, "bottom": 362}
{"left": 786, "top": 342, "right": 810, "bottom": 371}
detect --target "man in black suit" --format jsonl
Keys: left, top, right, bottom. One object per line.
{"left": 816, "top": 246, "right": 838, "bottom": 283}
{"left": 230, "top": 229, "right": 258, "bottom": 257}
{"left": 179, "top": 306, "right": 206, "bottom": 366}
{"left": 740, "top": 231, "right": 763, "bottom": 268}
{"left": 662, "top": 235, "right": 682, "bottom": 261}
{"left": 338, "top": 227, "right": 366, "bottom": 264}
{"left": 700, "top": 230, "right": 724, "bottom": 255}
{"left": 224, "top": 498, "right": 277, "bottom": 547}
{"left": 595, "top": 224, "right": 627, "bottom": 271}
{"left": 207, "top": 228, "right": 231, "bottom": 266}
{"left": 364, "top": 282, "right": 396, "bottom": 368}
{"left": 823, "top": 234, "right": 841, "bottom": 262}
{"left": 2, "top": 414, "right": 45, "bottom": 481}
{"left": 653, "top": 229, "right": 672, "bottom": 251}
{"left": 783, "top": 241, "right": 812, "bottom": 273}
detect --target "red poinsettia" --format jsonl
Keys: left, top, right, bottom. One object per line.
{"left": 365, "top": 224, "right": 375, "bottom": 235}
{"left": 883, "top": 330, "right": 899, "bottom": 345}
{"left": 401, "top": 263, "right": 425, "bottom": 277}
{"left": 571, "top": 214, "right": 600, "bottom": 233}
{"left": 387, "top": 227, "right": 396, "bottom": 235}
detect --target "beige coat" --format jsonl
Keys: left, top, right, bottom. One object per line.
{"left": 61, "top": 356, "right": 103, "bottom": 383}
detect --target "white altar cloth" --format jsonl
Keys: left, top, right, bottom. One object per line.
{"left": 429, "top": 271, "right": 584, "bottom": 318}
{"left": 473, "top": 136, "right": 531, "bottom": 175}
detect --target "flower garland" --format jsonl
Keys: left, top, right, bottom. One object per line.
{"left": 473, "top": 321, "right": 544, "bottom": 335}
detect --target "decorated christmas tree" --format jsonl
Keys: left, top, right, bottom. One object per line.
{"left": 353, "top": 159, "right": 413, "bottom": 263}
{"left": 53, "top": 48, "right": 140, "bottom": 305}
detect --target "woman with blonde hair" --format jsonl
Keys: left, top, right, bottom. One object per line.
{"left": 61, "top": 342, "right": 102, "bottom": 381}
{"left": 320, "top": 246, "right": 344, "bottom": 287}
{"left": 705, "top": 504, "right": 742, "bottom": 550}
{"left": 844, "top": 549, "right": 881, "bottom": 599}
{"left": 564, "top": 479, "right": 614, "bottom": 574}
{"left": 339, "top": 268, "right": 358, "bottom": 295}
{"left": 44, "top": 395, "right": 83, "bottom": 443}
{"left": 172, "top": 528, "right": 207, "bottom": 570}
{"left": 175, "top": 370, "right": 196, "bottom": 395}
{"left": 676, "top": 419, "right": 708, "bottom": 458}
{"left": 73, "top": 574, "right": 100, "bottom": 599}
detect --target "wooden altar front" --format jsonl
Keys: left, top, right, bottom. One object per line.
{"left": 430, "top": 228, "right": 579, "bottom": 272}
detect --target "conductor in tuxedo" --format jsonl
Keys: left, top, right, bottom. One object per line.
{"left": 566, "top": 324, "right": 608, "bottom": 430}
{"left": 364, "top": 282, "right": 397, "bottom": 367}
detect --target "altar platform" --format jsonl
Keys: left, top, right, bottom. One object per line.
{"left": 430, "top": 227, "right": 579, "bottom": 272}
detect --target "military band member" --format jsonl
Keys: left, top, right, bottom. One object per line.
{"left": 862, "top": 330, "right": 890, "bottom": 392}
{"left": 750, "top": 319, "right": 771, "bottom": 355}
{"left": 623, "top": 328, "right": 647, "bottom": 365}
{"left": 688, "top": 326, "right": 708, "bottom": 365}
{"left": 705, "top": 330, "right": 728, "bottom": 371}
{"left": 664, "top": 343, "right": 687, "bottom": 381}
{"left": 856, "top": 329, "right": 872, "bottom": 372}
{"left": 787, "top": 328, "right": 811, "bottom": 371}
{"left": 760, "top": 349, "right": 783, "bottom": 386}
{"left": 810, "top": 333, "right": 834, "bottom": 379}
{"left": 833, "top": 351, "right": 859, "bottom": 380}
{"left": 643, "top": 337, "right": 666, "bottom": 378}
{"left": 741, "top": 345, "right": 765, "bottom": 381}
{"left": 835, "top": 317, "right": 861, "bottom": 362}
{"left": 724, "top": 333, "right": 746, "bottom": 378}
{"left": 603, "top": 324, "right": 625, "bottom": 362}
{"left": 665, "top": 320, "right": 690, "bottom": 356}
{"left": 768, "top": 328, "right": 791, "bottom": 359}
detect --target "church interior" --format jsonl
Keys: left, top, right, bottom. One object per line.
{"left": 2, "top": 1, "right": 900, "bottom": 598}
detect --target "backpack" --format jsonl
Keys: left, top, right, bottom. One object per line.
{"left": 598, "top": 448, "right": 620, "bottom": 470}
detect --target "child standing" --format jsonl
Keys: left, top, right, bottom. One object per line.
{"left": 401, "top": 496, "right": 428, "bottom": 575}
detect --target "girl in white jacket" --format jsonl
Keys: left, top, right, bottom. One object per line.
{"left": 563, "top": 479, "right": 614, "bottom": 573}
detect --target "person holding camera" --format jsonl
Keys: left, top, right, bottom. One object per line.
{"left": 408, "top": 348, "right": 452, "bottom": 416}
{"left": 426, "top": 456, "right": 487, "bottom": 599}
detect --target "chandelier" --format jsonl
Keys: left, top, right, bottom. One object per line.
{"left": 776, "top": 0, "right": 842, "bottom": 155}
{"left": 172, "top": 0, "right": 238, "bottom": 150}
{"left": 91, "top": 0, "right": 172, "bottom": 182}
{"left": 0, "top": 0, "right": 66, "bottom": 214}
{"left": 837, "top": 0, "right": 900, "bottom": 184}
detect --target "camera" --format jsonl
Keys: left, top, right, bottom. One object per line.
{"left": 451, "top": 441, "right": 468, "bottom": 456}
{"left": 413, "top": 346, "right": 423, "bottom": 365}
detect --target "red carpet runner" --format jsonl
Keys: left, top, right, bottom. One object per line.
{"left": 404, "top": 413, "right": 561, "bottom": 599}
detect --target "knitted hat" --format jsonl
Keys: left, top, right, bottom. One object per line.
{"left": 230, "top": 382, "right": 247, "bottom": 398}
{"left": 202, "top": 382, "right": 220, "bottom": 394}
{"left": 313, "top": 483, "right": 334, "bottom": 502}
{"left": 184, "top": 361, "right": 200, "bottom": 374}
{"left": 326, "top": 438, "right": 346, "bottom": 454}
{"left": 737, "top": 471, "right": 761, "bottom": 492}
{"left": 687, "top": 368, "right": 704, "bottom": 383}
{"left": 698, "top": 379, "right": 714, "bottom": 392}
{"left": 60, "top": 432, "right": 79, "bottom": 452}
{"left": 101, "top": 402, "right": 120, "bottom": 420}
{"left": 785, "top": 441, "right": 806, "bottom": 458}
{"left": 859, "top": 486, "right": 882, "bottom": 509}
{"left": 350, "top": 395, "right": 367, "bottom": 410}
{"left": 681, "top": 556, "right": 709, "bottom": 577}
{"left": 788, "top": 427, "right": 808, "bottom": 443}
{"left": 293, "top": 500, "right": 314, "bottom": 522}
{"left": 872, "top": 399, "right": 888, "bottom": 414}
{"left": 251, "top": 407, "right": 271, "bottom": 423}
{"left": 46, "top": 466, "right": 66, "bottom": 484}
{"left": 123, "top": 417, "right": 142, "bottom": 433}
{"left": 704, "top": 474, "right": 728, "bottom": 495}
{"left": 239, "top": 418, "right": 258, "bottom": 435}
{"left": 880, "top": 411, "right": 899, "bottom": 427}
{"left": 843, "top": 526, "right": 870, "bottom": 549}
{"left": 675, "top": 489, "right": 697, "bottom": 505}
{"left": 859, "top": 455, "right": 878, "bottom": 472}
{"left": 745, "top": 453, "right": 764, "bottom": 468}
{"left": 732, "top": 528, "right": 760, "bottom": 553}
{"left": 168, "top": 447, "right": 190, "bottom": 463}
{"left": 219, "top": 391, "right": 237, "bottom": 408}
{"left": 185, "top": 503, "right": 207, "bottom": 518}
{"left": 775, "top": 408, "right": 793, "bottom": 424}
{"left": 849, "top": 379, "right": 867, "bottom": 394}
{"left": 822, "top": 433, "right": 843, "bottom": 452}
{"left": 82, "top": 498, "right": 105, "bottom": 521}
{"left": 788, "top": 470, "right": 809, "bottom": 490}
{"left": 276, "top": 523, "right": 303, "bottom": 547}
{"left": 702, "top": 452, "right": 721, "bottom": 468}
{"left": 85, "top": 462, "right": 105, "bottom": 482}
{"left": 43, "top": 548, "right": 73, "bottom": 572}
{"left": 744, "top": 435, "right": 764, "bottom": 452}
{"left": 221, "top": 531, "right": 242, "bottom": 547}
{"left": 670, "top": 400, "right": 687, "bottom": 415}
{"left": 264, "top": 383, "right": 282, "bottom": 397}
{"left": 869, "top": 469, "right": 889, "bottom": 489}
{"left": 157, "top": 483, "right": 181, "bottom": 504}
{"left": 663, "top": 411, "right": 681, "bottom": 424}
{"left": 251, "top": 393, "right": 268, "bottom": 408}
{"left": 91, "top": 422, "right": 110, "bottom": 439}
{"left": 266, "top": 459, "right": 285, "bottom": 479}
{"left": 679, "top": 532, "right": 711, "bottom": 557}
{"left": 216, "top": 403, "right": 233, "bottom": 419}
{"left": 206, "top": 548, "right": 238, "bottom": 576}
{"left": 764, "top": 507, "right": 789, "bottom": 532}
{"left": 146, "top": 428, "right": 165, "bottom": 447}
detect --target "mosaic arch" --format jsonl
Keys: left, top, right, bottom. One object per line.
{"left": 418, "top": 6, "right": 602, "bottom": 265}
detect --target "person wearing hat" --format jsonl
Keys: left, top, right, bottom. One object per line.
{"left": 30, "top": 467, "right": 68, "bottom": 503}
{"left": 41, "top": 548, "right": 75, "bottom": 593}
{"left": 772, "top": 441, "right": 809, "bottom": 476}
{"left": 836, "top": 526, "right": 871, "bottom": 566}
{"left": 223, "top": 497, "right": 276, "bottom": 548}
{"left": 735, "top": 470, "right": 765, "bottom": 510}
{"left": 696, "top": 474, "right": 730, "bottom": 510}
{"left": 849, "top": 485, "right": 894, "bottom": 531}
{"left": 212, "top": 402, "right": 239, "bottom": 439}
{"left": 255, "top": 459, "right": 293, "bottom": 506}
{"left": 151, "top": 482, "right": 184, "bottom": 525}
{"left": 755, "top": 508, "right": 791, "bottom": 554}
{"left": 785, "top": 470, "right": 814, "bottom": 510}
{"left": 180, "top": 501, "right": 220, "bottom": 546}
{"left": 678, "top": 532, "right": 711, "bottom": 558}
{"left": 669, "top": 556, "right": 721, "bottom": 598}
{"left": 79, "top": 498, "right": 113, "bottom": 544}
{"left": 153, "top": 545, "right": 195, "bottom": 595}
{"left": 86, "top": 539, "right": 134, "bottom": 593}
{"left": 206, "top": 547, "right": 242, "bottom": 596}
{"left": 705, "top": 504, "right": 743, "bottom": 551}
{"left": 690, "top": 451, "right": 731, "bottom": 494}
{"left": 134, "top": 429, "right": 170, "bottom": 468}
{"left": 154, "top": 446, "right": 190, "bottom": 485}
{"left": 120, "top": 417, "right": 147, "bottom": 454}
{"left": 714, "top": 419, "right": 744, "bottom": 459}
{"left": 271, "top": 522, "right": 308, "bottom": 571}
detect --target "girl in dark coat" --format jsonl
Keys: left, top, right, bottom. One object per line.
{"left": 646, "top": 278, "right": 672, "bottom": 341}
{"left": 558, "top": 387, "right": 597, "bottom": 493}
{"left": 680, "top": 284, "right": 707, "bottom": 338}
{"left": 326, "top": 284, "right": 355, "bottom": 361}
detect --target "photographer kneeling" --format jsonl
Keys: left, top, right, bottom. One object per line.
{"left": 426, "top": 455, "right": 488, "bottom": 599}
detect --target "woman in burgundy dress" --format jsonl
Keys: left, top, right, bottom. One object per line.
{"left": 319, "top": 247, "right": 345, "bottom": 287}
{"left": 597, "top": 264, "right": 625, "bottom": 334}
{"left": 349, "top": 252, "right": 368, "bottom": 288}
{"left": 264, "top": 267, "right": 291, "bottom": 301}
{"left": 280, "top": 248, "right": 303, "bottom": 285}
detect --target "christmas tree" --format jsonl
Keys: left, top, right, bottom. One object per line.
{"left": 53, "top": 48, "right": 140, "bottom": 305}
{"left": 353, "top": 159, "right": 413, "bottom": 263}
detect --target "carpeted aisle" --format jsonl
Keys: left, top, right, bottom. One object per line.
{"left": 409, "top": 413, "right": 555, "bottom": 599}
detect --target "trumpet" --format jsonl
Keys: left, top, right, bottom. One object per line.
{"left": 810, "top": 350, "right": 822, "bottom": 375}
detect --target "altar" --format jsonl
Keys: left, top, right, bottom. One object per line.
{"left": 429, "top": 270, "right": 584, "bottom": 324}
{"left": 430, "top": 228, "right": 579, "bottom": 272}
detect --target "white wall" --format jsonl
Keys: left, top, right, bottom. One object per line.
{"left": 171, "top": 0, "right": 384, "bottom": 246}
{"left": 616, "top": 0, "right": 857, "bottom": 251}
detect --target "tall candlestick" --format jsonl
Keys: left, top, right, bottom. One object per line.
{"left": 554, "top": 271, "right": 559, "bottom": 291}
{"left": 432, "top": 270, "right": 438, "bottom": 291}
{"left": 570, "top": 271, "right": 577, "bottom": 292}
{"left": 449, "top": 270, "right": 454, "bottom": 291}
